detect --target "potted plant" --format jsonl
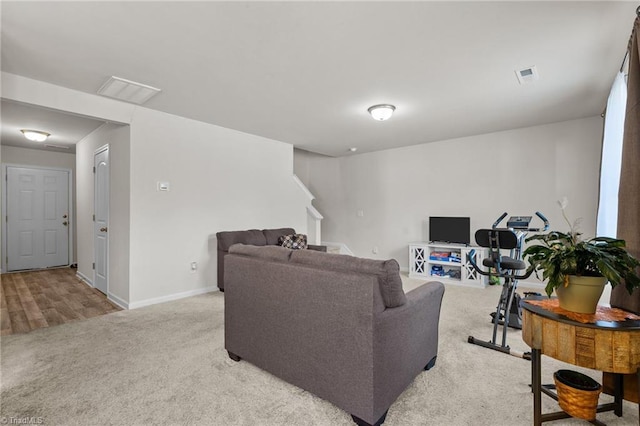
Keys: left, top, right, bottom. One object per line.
{"left": 523, "top": 199, "right": 640, "bottom": 314}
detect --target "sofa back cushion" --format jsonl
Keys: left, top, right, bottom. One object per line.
{"left": 217, "top": 229, "right": 267, "bottom": 251}
{"left": 263, "top": 228, "right": 296, "bottom": 245}
{"left": 290, "top": 250, "right": 407, "bottom": 308}
{"left": 229, "top": 244, "right": 293, "bottom": 263}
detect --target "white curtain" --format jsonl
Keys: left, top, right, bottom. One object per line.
{"left": 596, "top": 72, "right": 627, "bottom": 238}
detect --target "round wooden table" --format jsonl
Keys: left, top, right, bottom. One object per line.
{"left": 522, "top": 298, "right": 640, "bottom": 425}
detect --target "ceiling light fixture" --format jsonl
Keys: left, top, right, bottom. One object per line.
{"left": 367, "top": 104, "right": 396, "bottom": 121}
{"left": 21, "top": 129, "right": 50, "bottom": 142}
{"left": 349, "top": 147, "right": 358, "bottom": 152}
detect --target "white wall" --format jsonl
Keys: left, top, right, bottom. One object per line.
{"left": 1, "top": 145, "right": 78, "bottom": 263}
{"left": 1, "top": 145, "right": 76, "bottom": 171}
{"left": 128, "top": 107, "right": 307, "bottom": 305}
{"left": 3, "top": 72, "right": 308, "bottom": 308}
{"left": 295, "top": 116, "right": 603, "bottom": 271}
{"left": 76, "top": 123, "right": 130, "bottom": 306}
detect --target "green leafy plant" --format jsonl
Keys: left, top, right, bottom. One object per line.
{"left": 523, "top": 199, "right": 640, "bottom": 297}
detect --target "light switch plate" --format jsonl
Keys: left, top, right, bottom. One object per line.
{"left": 158, "top": 181, "right": 170, "bottom": 191}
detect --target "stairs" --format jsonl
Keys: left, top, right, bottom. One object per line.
{"left": 327, "top": 245, "right": 342, "bottom": 254}
{"left": 322, "top": 242, "right": 353, "bottom": 256}
{"left": 292, "top": 174, "right": 352, "bottom": 256}
{"left": 293, "top": 174, "right": 323, "bottom": 245}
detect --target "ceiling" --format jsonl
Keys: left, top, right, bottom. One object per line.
{"left": 1, "top": 100, "right": 105, "bottom": 154}
{"left": 1, "top": 1, "right": 637, "bottom": 157}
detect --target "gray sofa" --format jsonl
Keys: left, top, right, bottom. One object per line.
{"left": 224, "top": 244, "right": 445, "bottom": 426}
{"left": 216, "top": 228, "right": 325, "bottom": 291}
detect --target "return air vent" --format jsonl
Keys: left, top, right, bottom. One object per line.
{"left": 97, "top": 76, "right": 161, "bottom": 104}
{"left": 43, "top": 144, "right": 70, "bottom": 150}
{"left": 515, "top": 66, "right": 539, "bottom": 85}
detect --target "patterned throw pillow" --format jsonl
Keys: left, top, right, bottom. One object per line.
{"left": 277, "top": 234, "right": 308, "bottom": 250}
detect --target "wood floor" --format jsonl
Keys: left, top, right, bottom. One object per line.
{"left": 1, "top": 268, "right": 121, "bottom": 336}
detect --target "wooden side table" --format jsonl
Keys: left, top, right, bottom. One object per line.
{"left": 521, "top": 298, "right": 640, "bottom": 425}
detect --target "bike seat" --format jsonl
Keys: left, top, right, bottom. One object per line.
{"left": 483, "top": 256, "right": 526, "bottom": 271}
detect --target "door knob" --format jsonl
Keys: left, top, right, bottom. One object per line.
{"left": 62, "top": 221, "right": 68, "bottom": 226}
{"left": 100, "top": 227, "right": 108, "bottom": 232}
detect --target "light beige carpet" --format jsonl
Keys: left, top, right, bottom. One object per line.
{"left": 1, "top": 277, "right": 638, "bottom": 426}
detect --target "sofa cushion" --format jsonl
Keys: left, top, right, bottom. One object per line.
{"left": 263, "top": 228, "right": 296, "bottom": 245}
{"left": 217, "top": 229, "right": 267, "bottom": 250}
{"left": 290, "top": 250, "right": 407, "bottom": 308}
{"left": 229, "top": 244, "right": 293, "bottom": 262}
{"left": 278, "top": 234, "right": 308, "bottom": 250}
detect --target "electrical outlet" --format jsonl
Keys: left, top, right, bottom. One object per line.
{"left": 190, "top": 261, "right": 197, "bottom": 272}
{"left": 372, "top": 246, "right": 378, "bottom": 254}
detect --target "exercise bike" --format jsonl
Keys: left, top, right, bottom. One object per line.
{"left": 467, "top": 212, "right": 549, "bottom": 360}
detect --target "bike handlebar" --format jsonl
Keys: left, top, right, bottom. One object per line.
{"left": 492, "top": 212, "right": 508, "bottom": 229}
{"left": 534, "top": 211, "right": 550, "bottom": 231}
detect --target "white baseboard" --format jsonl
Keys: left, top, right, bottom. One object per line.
{"left": 128, "top": 286, "right": 217, "bottom": 310}
{"left": 77, "top": 271, "right": 130, "bottom": 309}
{"left": 108, "top": 293, "right": 129, "bottom": 310}
{"left": 76, "top": 271, "right": 93, "bottom": 287}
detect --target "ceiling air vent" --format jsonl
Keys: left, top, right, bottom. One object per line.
{"left": 44, "top": 144, "right": 70, "bottom": 150}
{"left": 97, "top": 76, "right": 161, "bottom": 104}
{"left": 515, "top": 66, "right": 539, "bottom": 85}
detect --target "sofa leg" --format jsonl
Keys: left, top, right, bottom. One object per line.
{"left": 227, "top": 351, "right": 241, "bottom": 362}
{"left": 424, "top": 355, "right": 437, "bottom": 371}
{"left": 351, "top": 410, "right": 388, "bottom": 426}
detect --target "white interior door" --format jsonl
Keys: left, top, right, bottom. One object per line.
{"left": 94, "top": 146, "right": 109, "bottom": 294}
{"left": 6, "top": 167, "right": 70, "bottom": 271}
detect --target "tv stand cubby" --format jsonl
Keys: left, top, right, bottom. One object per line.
{"left": 409, "top": 242, "right": 487, "bottom": 288}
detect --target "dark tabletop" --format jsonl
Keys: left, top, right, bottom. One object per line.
{"left": 522, "top": 296, "right": 640, "bottom": 330}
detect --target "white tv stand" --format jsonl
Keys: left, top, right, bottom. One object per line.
{"left": 409, "top": 242, "right": 487, "bottom": 288}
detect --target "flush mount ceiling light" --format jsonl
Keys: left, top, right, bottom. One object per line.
{"left": 21, "top": 129, "right": 50, "bottom": 142}
{"left": 97, "top": 76, "right": 161, "bottom": 104}
{"left": 367, "top": 104, "right": 396, "bottom": 121}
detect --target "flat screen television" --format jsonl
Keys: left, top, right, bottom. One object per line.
{"left": 429, "top": 216, "right": 471, "bottom": 245}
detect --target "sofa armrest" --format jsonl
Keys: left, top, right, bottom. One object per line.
{"left": 308, "top": 244, "right": 327, "bottom": 252}
{"left": 372, "top": 281, "right": 445, "bottom": 416}
{"left": 217, "top": 249, "right": 228, "bottom": 290}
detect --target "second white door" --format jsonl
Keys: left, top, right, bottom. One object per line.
{"left": 94, "top": 146, "right": 109, "bottom": 294}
